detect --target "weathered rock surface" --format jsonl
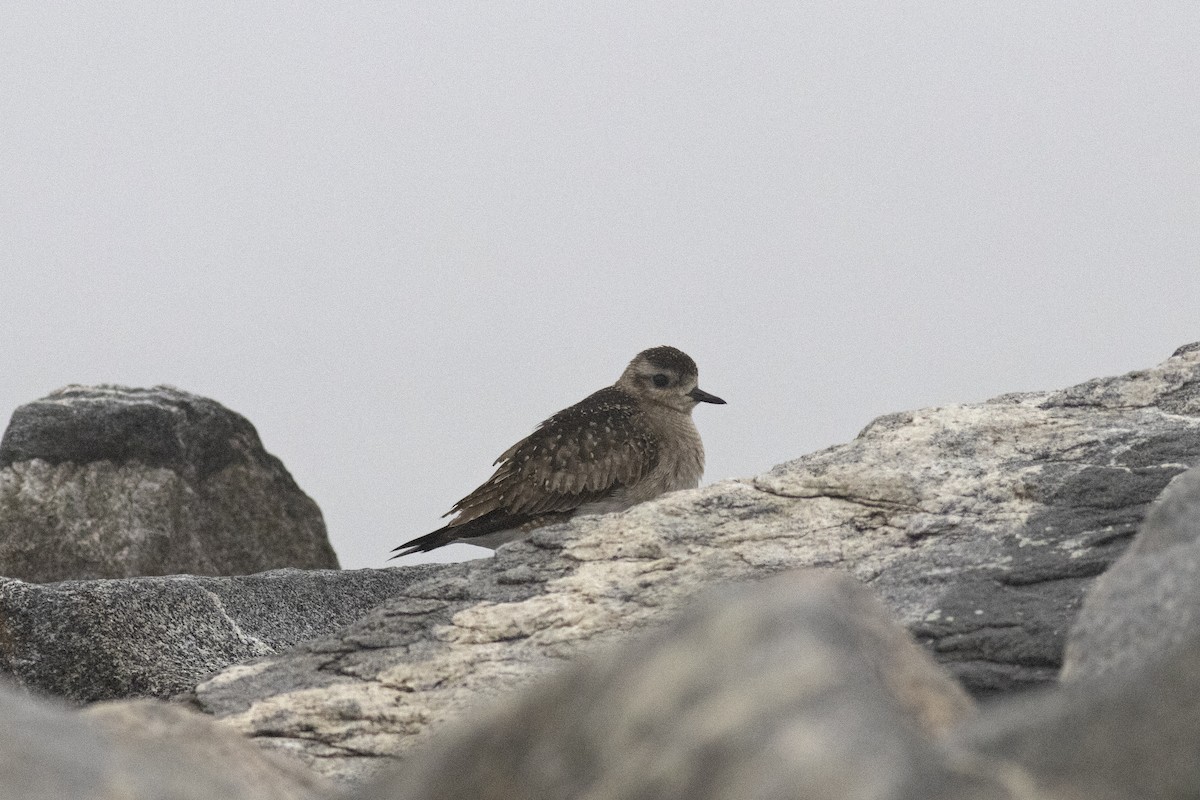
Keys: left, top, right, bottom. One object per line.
{"left": 1061, "top": 463, "right": 1200, "bottom": 683}
{"left": 0, "top": 681, "right": 329, "bottom": 800}
{"left": 0, "top": 565, "right": 439, "bottom": 702}
{"left": 955, "top": 462, "right": 1200, "bottom": 800}
{"left": 193, "top": 344, "right": 1200, "bottom": 786}
{"left": 0, "top": 385, "right": 336, "bottom": 581}
{"left": 356, "top": 570, "right": 998, "bottom": 800}
{"left": 964, "top": 635, "right": 1200, "bottom": 800}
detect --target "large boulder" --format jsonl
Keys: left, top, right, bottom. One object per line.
{"left": 0, "top": 682, "right": 330, "bottom": 800}
{"left": 0, "top": 385, "right": 337, "bottom": 581}
{"left": 193, "top": 343, "right": 1200, "bottom": 786}
{"left": 0, "top": 565, "right": 439, "bottom": 703}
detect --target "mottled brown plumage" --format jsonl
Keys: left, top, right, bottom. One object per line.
{"left": 391, "top": 346, "right": 724, "bottom": 558}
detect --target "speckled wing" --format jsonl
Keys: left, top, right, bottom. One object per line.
{"left": 447, "top": 386, "right": 660, "bottom": 525}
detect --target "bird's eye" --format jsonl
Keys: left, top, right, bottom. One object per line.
{"left": 652, "top": 373, "right": 669, "bottom": 388}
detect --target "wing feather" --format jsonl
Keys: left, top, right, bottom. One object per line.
{"left": 446, "top": 386, "right": 658, "bottom": 526}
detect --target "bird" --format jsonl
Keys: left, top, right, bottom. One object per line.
{"left": 391, "top": 346, "right": 725, "bottom": 558}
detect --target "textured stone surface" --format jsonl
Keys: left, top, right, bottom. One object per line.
{"left": 0, "top": 565, "right": 438, "bottom": 702}
{"left": 0, "top": 384, "right": 337, "bottom": 581}
{"left": 355, "top": 571, "right": 1001, "bottom": 800}
{"left": 192, "top": 344, "right": 1200, "bottom": 785}
{"left": 1062, "top": 464, "right": 1200, "bottom": 683}
{"left": 0, "top": 682, "right": 329, "bottom": 800}
{"left": 965, "top": 636, "right": 1200, "bottom": 800}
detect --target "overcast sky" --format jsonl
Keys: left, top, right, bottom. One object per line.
{"left": 2, "top": 3, "right": 1197, "bottom": 570}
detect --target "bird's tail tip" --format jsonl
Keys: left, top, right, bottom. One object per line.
{"left": 388, "top": 528, "right": 450, "bottom": 560}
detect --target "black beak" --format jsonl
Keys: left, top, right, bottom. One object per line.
{"left": 688, "top": 386, "right": 726, "bottom": 405}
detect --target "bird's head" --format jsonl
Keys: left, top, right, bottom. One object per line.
{"left": 617, "top": 346, "right": 726, "bottom": 413}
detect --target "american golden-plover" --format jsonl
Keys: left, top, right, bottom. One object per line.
{"left": 391, "top": 346, "right": 725, "bottom": 557}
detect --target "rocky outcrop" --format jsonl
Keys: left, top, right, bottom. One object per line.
{"left": 13, "top": 497, "right": 1200, "bottom": 800}
{"left": 355, "top": 571, "right": 990, "bottom": 800}
{"left": 0, "top": 565, "right": 439, "bottom": 702}
{"left": 2, "top": 346, "right": 1200, "bottom": 798}
{"left": 0, "top": 682, "right": 329, "bottom": 800}
{"left": 354, "top": 560, "right": 1200, "bottom": 800}
{"left": 191, "top": 344, "right": 1200, "bottom": 785}
{"left": 0, "top": 385, "right": 337, "bottom": 581}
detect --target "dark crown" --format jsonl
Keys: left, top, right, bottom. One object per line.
{"left": 637, "top": 346, "right": 698, "bottom": 377}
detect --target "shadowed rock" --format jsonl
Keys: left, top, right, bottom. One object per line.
{"left": 1063, "top": 464, "right": 1200, "bottom": 684}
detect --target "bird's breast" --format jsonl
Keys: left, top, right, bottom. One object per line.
{"left": 615, "top": 411, "right": 706, "bottom": 507}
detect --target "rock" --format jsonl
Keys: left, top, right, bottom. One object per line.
{"left": 1061, "top": 464, "right": 1200, "bottom": 683}
{"left": 353, "top": 571, "right": 1001, "bottom": 800}
{"left": 0, "top": 565, "right": 440, "bottom": 702}
{"left": 0, "top": 681, "right": 329, "bottom": 800}
{"left": 964, "top": 635, "right": 1200, "bottom": 800}
{"left": 0, "top": 385, "right": 336, "bottom": 582}
{"left": 194, "top": 344, "right": 1200, "bottom": 786}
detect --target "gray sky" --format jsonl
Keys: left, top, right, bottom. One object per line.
{"left": 2, "top": 3, "right": 1198, "bottom": 569}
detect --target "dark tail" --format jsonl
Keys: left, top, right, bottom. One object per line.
{"left": 389, "top": 526, "right": 459, "bottom": 559}
{"left": 389, "top": 510, "right": 528, "bottom": 559}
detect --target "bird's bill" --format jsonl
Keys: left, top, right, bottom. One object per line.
{"left": 688, "top": 386, "right": 726, "bottom": 404}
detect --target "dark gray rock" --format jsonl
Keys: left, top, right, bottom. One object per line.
{"left": 0, "top": 385, "right": 337, "bottom": 581}
{"left": 194, "top": 343, "right": 1200, "bottom": 786}
{"left": 1061, "top": 465, "right": 1200, "bottom": 683}
{"left": 0, "top": 681, "right": 329, "bottom": 800}
{"left": 0, "top": 565, "right": 439, "bottom": 702}
{"left": 965, "top": 636, "right": 1200, "bottom": 800}
{"left": 353, "top": 571, "right": 1002, "bottom": 800}
{"left": 1127, "top": 462, "right": 1200, "bottom": 556}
